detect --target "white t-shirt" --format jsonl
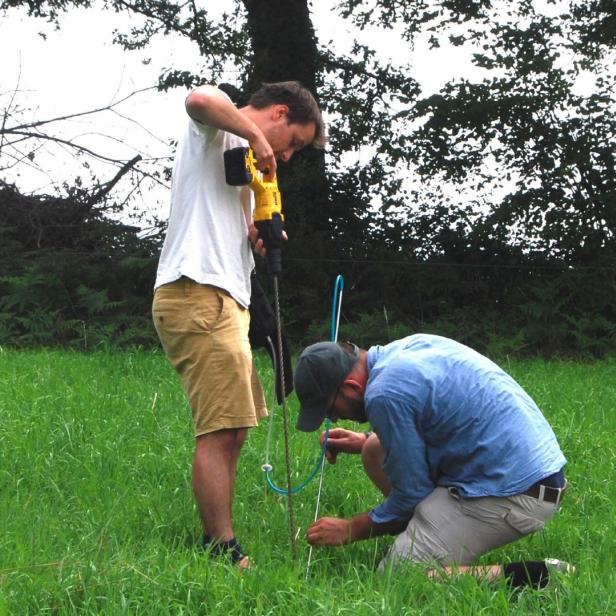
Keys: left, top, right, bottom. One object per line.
{"left": 154, "top": 103, "right": 254, "bottom": 308}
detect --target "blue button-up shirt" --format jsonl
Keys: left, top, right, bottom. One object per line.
{"left": 366, "top": 334, "right": 566, "bottom": 524}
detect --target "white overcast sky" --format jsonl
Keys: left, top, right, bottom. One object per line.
{"left": 0, "top": 0, "right": 567, "bottom": 221}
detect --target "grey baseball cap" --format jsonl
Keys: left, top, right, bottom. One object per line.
{"left": 294, "top": 341, "right": 358, "bottom": 432}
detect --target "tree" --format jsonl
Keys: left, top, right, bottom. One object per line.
{"left": 394, "top": 2, "right": 616, "bottom": 265}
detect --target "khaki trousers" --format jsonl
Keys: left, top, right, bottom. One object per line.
{"left": 379, "top": 486, "right": 561, "bottom": 570}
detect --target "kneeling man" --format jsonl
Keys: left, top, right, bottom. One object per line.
{"left": 295, "top": 334, "right": 568, "bottom": 582}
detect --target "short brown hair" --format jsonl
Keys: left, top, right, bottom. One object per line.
{"left": 249, "top": 81, "right": 326, "bottom": 149}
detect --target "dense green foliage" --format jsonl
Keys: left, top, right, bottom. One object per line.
{"left": 1, "top": 172, "right": 614, "bottom": 354}
{"left": 0, "top": 182, "right": 160, "bottom": 348}
{"left": 2, "top": 349, "right": 616, "bottom": 613}
{"left": 1, "top": 0, "right": 615, "bottom": 353}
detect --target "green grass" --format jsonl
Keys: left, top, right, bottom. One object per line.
{"left": 1, "top": 348, "right": 616, "bottom": 614}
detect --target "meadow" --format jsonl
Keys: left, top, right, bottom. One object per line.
{"left": 1, "top": 347, "right": 616, "bottom": 614}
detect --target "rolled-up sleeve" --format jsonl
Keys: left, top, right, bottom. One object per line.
{"left": 367, "top": 395, "right": 435, "bottom": 524}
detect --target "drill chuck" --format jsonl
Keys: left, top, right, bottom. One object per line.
{"left": 256, "top": 214, "right": 283, "bottom": 276}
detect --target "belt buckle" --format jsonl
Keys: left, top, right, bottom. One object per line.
{"left": 545, "top": 480, "right": 567, "bottom": 506}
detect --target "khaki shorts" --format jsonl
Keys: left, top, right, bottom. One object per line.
{"left": 152, "top": 278, "right": 267, "bottom": 436}
{"left": 379, "top": 486, "right": 561, "bottom": 570}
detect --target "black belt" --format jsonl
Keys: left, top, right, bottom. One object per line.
{"left": 524, "top": 472, "right": 566, "bottom": 504}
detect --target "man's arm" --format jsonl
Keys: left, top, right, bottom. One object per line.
{"left": 368, "top": 394, "right": 435, "bottom": 523}
{"left": 306, "top": 513, "right": 408, "bottom": 546}
{"left": 185, "top": 85, "right": 275, "bottom": 174}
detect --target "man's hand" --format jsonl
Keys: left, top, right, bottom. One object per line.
{"left": 322, "top": 428, "right": 368, "bottom": 464}
{"left": 250, "top": 133, "right": 277, "bottom": 179}
{"left": 307, "top": 512, "right": 406, "bottom": 547}
{"left": 248, "top": 223, "right": 288, "bottom": 257}
{"left": 248, "top": 223, "right": 265, "bottom": 256}
{"left": 306, "top": 517, "right": 352, "bottom": 546}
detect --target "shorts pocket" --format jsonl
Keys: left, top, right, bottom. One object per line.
{"left": 191, "top": 289, "right": 225, "bottom": 333}
{"left": 152, "top": 285, "right": 225, "bottom": 336}
{"left": 504, "top": 507, "right": 545, "bottom": 536}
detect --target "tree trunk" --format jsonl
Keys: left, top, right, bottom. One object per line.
{"left": 241, "top": 0, "right": 336, "bottom": 328}
{"left": 242, "top": 0, "right": 319, "bottom": 93}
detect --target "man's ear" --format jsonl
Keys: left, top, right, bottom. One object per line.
{"left": 344, "top": 378, "right": 364, "bottom": 395}
{"left": 273, "top": 104, "right": 289, "bottom": 120}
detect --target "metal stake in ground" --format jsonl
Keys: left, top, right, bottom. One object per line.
{"left": 306, "top": 275, "right": 344, "bottom": 578}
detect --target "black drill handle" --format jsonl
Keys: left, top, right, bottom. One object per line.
{"left": 256, "top": 214, "right": 283, "bottom": 276}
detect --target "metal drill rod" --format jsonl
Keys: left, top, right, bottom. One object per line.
{"left": 273, "top": 274, "right": 297, "bottom": 559}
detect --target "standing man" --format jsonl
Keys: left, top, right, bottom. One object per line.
{"left": 294, "top": 334, "right": 569, "bottom": 584}
{"left": 153, "top": 81, "right": 325, "bottom": 568}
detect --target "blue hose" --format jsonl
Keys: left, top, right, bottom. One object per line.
{"left": 263, "top": 274, "right": 344, "bottom": 494}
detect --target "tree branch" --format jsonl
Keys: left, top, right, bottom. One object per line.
{"left": 4, "top": 86, "right": 158, "bottom": 133}
{"left": 87, "top": 154, "right": 142, "bottom": 205}
{"left": 3, "top": 130, "right": 136, "bottom": 165}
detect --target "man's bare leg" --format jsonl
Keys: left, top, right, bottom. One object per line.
{"left": 427, "top": 564, "right": 503, "bottom": 582}
{"left": 361, "top": 433, "right": 391, "bottom": 496}
{"left": 228, "top": 428, "right": 247, "bottom": 501}
{"left": 193, "top": 428, "right": 249, "bottom": 567}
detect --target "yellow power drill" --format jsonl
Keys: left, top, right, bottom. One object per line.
{"left": 224, "top": 147, "right": 284, "bottom": 276}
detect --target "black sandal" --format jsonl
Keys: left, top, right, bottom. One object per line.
{"left": 201, "top": 535, "right": 249, "bottom": 566}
